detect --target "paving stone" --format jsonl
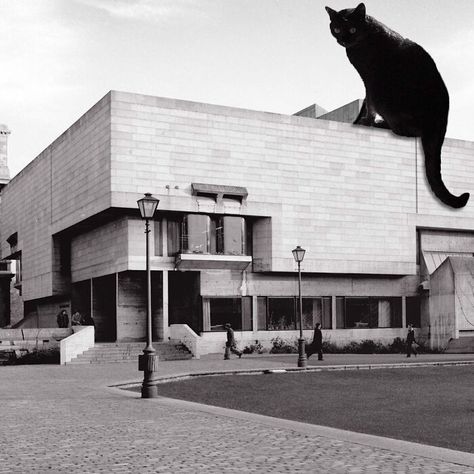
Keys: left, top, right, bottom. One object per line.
{"left": 0, "top": 354, "right": 473, "bottom": 473}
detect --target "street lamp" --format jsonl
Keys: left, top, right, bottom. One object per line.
{"left": 137, "top": 192, "right": 160, "bottom": 398}
{"left": 292, "top": 245, "right": 307, "bottom": 368}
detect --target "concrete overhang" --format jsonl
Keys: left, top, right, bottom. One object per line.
{"left": 175, "top": 254, "right": 252, "bottom": 271}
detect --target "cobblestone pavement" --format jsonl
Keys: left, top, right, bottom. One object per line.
{"left": 0, "top": 354, "right": 473, "bottom": 473}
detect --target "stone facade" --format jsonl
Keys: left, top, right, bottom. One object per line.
{"left": 1, "top": 91, "right": 474, "bottom": 351}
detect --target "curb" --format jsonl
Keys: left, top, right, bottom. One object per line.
{"left": 113, "top": 359, "right": 474, "bottom": 389}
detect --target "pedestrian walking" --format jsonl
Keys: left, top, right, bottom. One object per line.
{"left": 71, "top": 311, "right": 83, "bottom": 326}
{"left": 306, "top": 322, "right": 324, "bottom": 361}
{"left": 224, "top": 323, "right": 242, "bottom": 360}
{"left": 56, "top": 309, "right": 69, "bottom": 328}
{"left": 406, "top": 324, "right": 418, "bottom": 357}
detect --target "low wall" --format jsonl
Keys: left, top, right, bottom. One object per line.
{"left": 60, "top": 326, "right": 95, "bottom": 364}
{"left": 192, "top": 328, "right": 410, "bottom": 356}
{"left": 169, "top": 324, "right": 201, "bottom": 359}
{"left": 0, "top": 328, "right": 72, "bottom": 351}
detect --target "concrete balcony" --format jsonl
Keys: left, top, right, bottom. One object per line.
{"left": 175, "top": 253, "right": 252, "bottom": 271}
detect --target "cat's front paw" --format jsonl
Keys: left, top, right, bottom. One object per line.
{"left": 354, "top": 116, "right": 375, "bottom": 127}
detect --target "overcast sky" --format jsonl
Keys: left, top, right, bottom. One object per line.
{"left": 2, "top": 0, "right": 474, "bottom": 177}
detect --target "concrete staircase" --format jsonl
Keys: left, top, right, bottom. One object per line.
{"left": 445, "top": 336, "right": 474, "bottom": 354}
{"left": 67, "top": 341, "right": 192, "bottom": 364}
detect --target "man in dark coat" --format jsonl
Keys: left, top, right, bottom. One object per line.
{"left": 56, "top": 310, "right": 69, "bottom": 328}
{"left": 224, "top": 323, "right": 242, "bottom": 360}
{"left": 406, "top": 324, "right": 418, "bottom": 357}
{"left": 306, "top": 322, "right": 324, "bottom": 361}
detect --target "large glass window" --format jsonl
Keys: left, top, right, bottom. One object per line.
{"left": 300, "top": 297, "right": 332, "bottom": 329}
{"left": 167, "top": 214, "right": 249, "bottom": 256}
{"left": 220, "top": 216, "right": 245, "bottom": 255}
{"left": 259, "top": 297, "right": 332, "bottom": 330}
{"left": 184, "top": 214, "right": 211, "bottom": 254}
{"left": 268, "top": 298, "right": 295, "bottom": 330}
{"left": 208, "top": 297, "right": 252, "bottom": 331}
{"left": 167, "top": 218, "right": 182, "bottom": 256}
{"left": 337, "top": 297, "right": 403, "bottom": 328}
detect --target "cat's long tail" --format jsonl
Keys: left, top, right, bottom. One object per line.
{"left": 421, "top": 134, "right": 469, "bottom": 209}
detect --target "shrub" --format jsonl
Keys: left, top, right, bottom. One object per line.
{"left": 10, "top": 348, "right": 60, "bottom": 365}
{"left": 270, "top": 337, "right": 298, "bottom": 354}
{"left": 389, "top": 337, "right": 405, "bottom": 353}
{"left": 243, "top": 340, "right": 264, "bottom": 354}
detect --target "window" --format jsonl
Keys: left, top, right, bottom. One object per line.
{"left": 300, "top": 297, "right": 332, "bottom": 329}
{"left": 268, "top": 298, "right": 295, "bottom": 330}
{"left": 167, "top": 218, "right": 182, "bottom": 256}
{"left": 406, "top": 296, "right": 421, "bottom": 327}
{"left": 167, "top": 213, "right": 250, "bottom": 256}
{"left": 259, "top": 297, "right": 332, "bottom": 330}
{"left": 208, "top": 297, "right": 252, "bottom": 331}
{"left": 336, "top": 297, "right": 403, "bottom": 329}
{"left": 154, "top": 221, "right": 163, "bottom": 256}
{"left": 184, "top": 214, "right": 211, "bottom": 254}
{"left": 219, "top": 216, "right": 245, "bottom": 255}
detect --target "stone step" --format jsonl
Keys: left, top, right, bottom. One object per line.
{"left": 445, "top": 336, "right": 474, "bottom": 353}
{"left": 68, "top": 342, "right": 192, "bottom": 364}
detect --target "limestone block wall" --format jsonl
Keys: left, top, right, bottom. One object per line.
{"left": 106, "top": 91, "right": 474, "bottom": 278}
{"left": 71, "top": 217, "right": 129, "bottom": 282}
{"left": 0, "top": 93, "right": 112, "bottom": 301}
{"left": 108, "top": 91, "right": 423, "bottom": 276}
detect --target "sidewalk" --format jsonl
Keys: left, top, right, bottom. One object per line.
{"left": 0, "top": 353, "right": 473, "bottom": 473}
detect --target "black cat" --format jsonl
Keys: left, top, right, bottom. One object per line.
{"left": 325, "top": 3, "right": 469, "bottom": 208}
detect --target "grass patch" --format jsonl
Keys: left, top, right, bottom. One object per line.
{"left": 154, "top": 366, "right": 474, "bottom": 453}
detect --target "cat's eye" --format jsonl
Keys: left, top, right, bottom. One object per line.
{"left": 349, "top": 27, "right": 357, "bottom": 34}
{"left": 334, "top": 27, "right": 341, "bottom": 34}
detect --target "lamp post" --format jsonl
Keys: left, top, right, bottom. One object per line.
{"left": 137, "top": 192, "right": 160, "bottom": 398}
{"left": 292, "top": 245, "right": 307, "bottom": 368}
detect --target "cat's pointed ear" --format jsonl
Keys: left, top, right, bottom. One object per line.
{"left": 353, "top": 3, "right": 366, "bottom": 20}
{"left": 325, "top": 6, "right": 338, "bottom": 21}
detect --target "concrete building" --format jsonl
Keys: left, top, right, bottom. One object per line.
{"left": 1, "top": 91, "right": 474, "bottom": 354}
{"left": 0, "top": 124, "right": 13, "bottom": 328}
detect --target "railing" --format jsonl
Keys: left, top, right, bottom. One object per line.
{"left": 60, "top": 326, "right": 95, "bottom": 365}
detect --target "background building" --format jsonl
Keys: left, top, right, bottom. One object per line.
{"left": 1, "top": 91, "right": 474, "bottom": 353}
{"left": 0, "top": 124, "right": 13, "bottom": 328}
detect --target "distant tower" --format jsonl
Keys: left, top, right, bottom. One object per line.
{"left": 0, "top": 124, "right": 11, "bottom": 190}
{"left": 0, "top": 124, "right": 12, "bottom": 327}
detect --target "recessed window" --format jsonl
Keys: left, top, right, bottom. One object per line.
{"left": 208, "top": 297, "right": 252, "bottom": 331}
{"left": 336, "top": 297, "right": 403, "bottom": 328}
{"left": 168, "top": 213, "right": 250, "bottom": 256}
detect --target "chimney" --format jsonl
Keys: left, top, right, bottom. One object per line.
{"left": 0, "top": 124, "right": 11, "bottom": 190}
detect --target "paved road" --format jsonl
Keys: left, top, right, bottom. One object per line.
{"left": 0, "top": 353, "right": 473, "bottom": 473}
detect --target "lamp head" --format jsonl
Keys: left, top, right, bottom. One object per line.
{"left": 292, "top": 245, "right": 306, "bottom": 263}
{"left": 137, "top": 193, "right": 159, "bottom": 219}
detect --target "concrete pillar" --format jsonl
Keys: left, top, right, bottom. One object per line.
{"left": 402, "top": 296, "right": 407, "bottom": 328}
{"left": 252, "top": 295, "right": 258, "bottom": 334}
{"left": 331, "top": 295, "right": 337, "bottom": 330}
{"left": 202, "top": 298, "right": 210, "bottom": 331}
